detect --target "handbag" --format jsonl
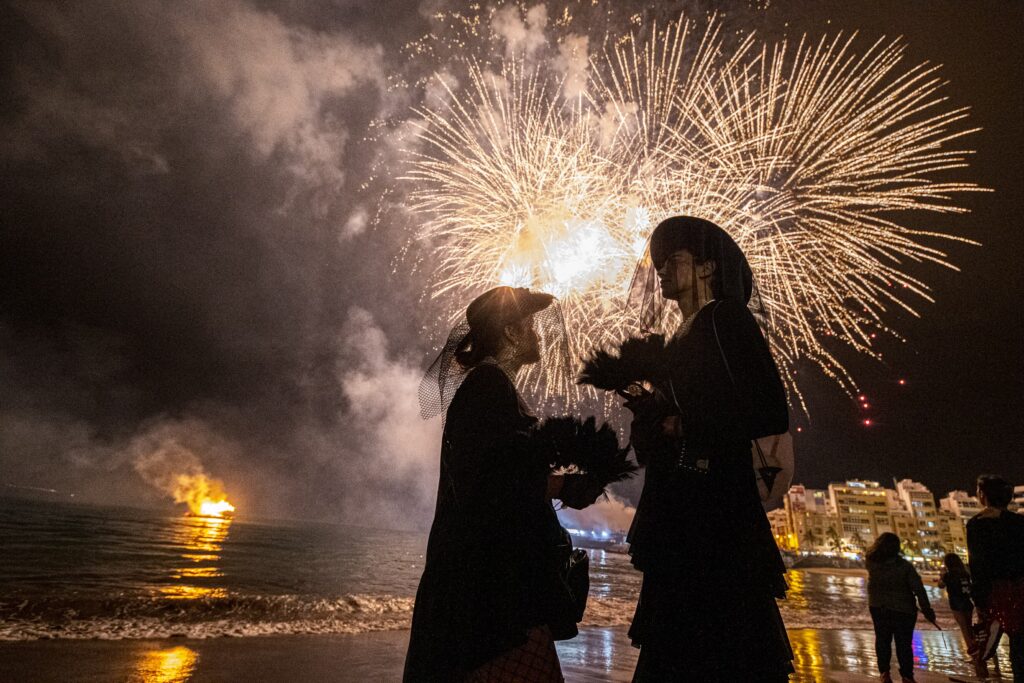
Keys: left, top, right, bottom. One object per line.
{"left": 441, "top": 451, "right": 590, "bottom": 639}
{"left": 549, "top": 528, "right": 590, "bottom": 640}
{"left": 559, "top": 529, "right": 590, "bottom": 622}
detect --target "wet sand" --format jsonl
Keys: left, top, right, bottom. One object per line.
{"left": 0, "top": 627, "right": 1013, "bottom": 682}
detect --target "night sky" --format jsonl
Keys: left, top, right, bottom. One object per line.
{"left": 1, "top": 0, "right": 1021, "bottom": 529}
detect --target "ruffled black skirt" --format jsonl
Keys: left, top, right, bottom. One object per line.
{"left": 626, "top": 450, "right": 793, "bottom": 681}
{"left": 628, "top": 564, "right": 793, "bottom": 682}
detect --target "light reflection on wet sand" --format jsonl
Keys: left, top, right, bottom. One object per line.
{"left": 128, "top": 645, "right": 199, "bottom": 683}
{"left": 557, "top": 626, "right": 1015, "bottom": 682}
{"left": 0, "top": 629, "right": 1013, "bottom": 682}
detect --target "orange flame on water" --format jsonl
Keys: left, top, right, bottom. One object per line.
{"left": 172, "top": 473, "right": 236, "bottom": 517}
{"left": 198, "top": 499, "right": 235, "bottom": 517}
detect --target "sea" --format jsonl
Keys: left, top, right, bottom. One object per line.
{"left": 0, "top": 497, "right": 955, "bottom": 641}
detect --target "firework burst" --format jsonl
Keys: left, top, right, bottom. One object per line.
{"left": 400, "top": 9, "right": 984, "bottom": 410}
{"left": 662, "top": 31, "right": 985, "bottom": 403}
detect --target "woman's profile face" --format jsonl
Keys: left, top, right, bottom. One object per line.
{"left": 505, "top": 313, "right": 541, "bottom": 366}
{"left": 656, "top": 249, "right": 697, "bottom": 300}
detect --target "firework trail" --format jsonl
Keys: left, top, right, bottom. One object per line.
{"left": 399, "top": 7, "right": 984, "bottom": 410}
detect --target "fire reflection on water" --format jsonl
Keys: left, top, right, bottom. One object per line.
{"left": 159, "top": 514, "right": 231, "bottom": 600}
{"left": 130, "top": 645, "right": 198, "bottom": 683}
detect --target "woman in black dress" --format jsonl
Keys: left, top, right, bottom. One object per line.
{"left": 404, "top": 286, "right": 604, "bottom": 682}
{"left": 583, "top": 216, "right": 793, "bottom": 681}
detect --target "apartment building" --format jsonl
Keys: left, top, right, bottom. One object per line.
{"left": 940, "top": 490, "right": 982, "bottom": 520}
{"left": 778, "top": 479, "right": 971, "bottom": 561}
{"left": 828, "top": 480, "right": 892, "bottom": 551}
{"left": 896, "top": 479, "right": 942, "bottom": 553}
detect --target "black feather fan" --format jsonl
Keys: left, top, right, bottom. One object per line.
{"left": 578, "top": 334, "right": 666, "bottom": 392}
{"left": 532, "top": 416, "right": 638, "bottom": 487}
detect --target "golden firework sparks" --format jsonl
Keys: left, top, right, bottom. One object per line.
{"left": 400, "top": 11, "right": 984, "bottom": 410}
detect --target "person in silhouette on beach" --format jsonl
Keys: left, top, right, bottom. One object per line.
{"left": 865, "top": 532, "right": 935, "bottom": 683}
{"left": 616, "top": 217, "right": 793, "bottom": 681}
{"left": 404, "top": 286, "right": 603, "bottom": 683}
{"left": 939, "top": 552, "right": 976, "bottom": 660}
{"left": 967, "top": 474, "right": 1024, "bottom": 679}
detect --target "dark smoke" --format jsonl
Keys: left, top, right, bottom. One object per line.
{"left": 0, "top": 0, "right": 445, "bottom": 526}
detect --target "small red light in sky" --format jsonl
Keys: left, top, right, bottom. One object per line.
{"left": 863, "top": 419, "right": 872, "bottom": 426}
{"left": 858, "top": 394, "right": 867, "bottom": 401}
{"left": 898, "top": 378, "right": 906, "bottom": 385}
{"left": 862, "top": 403, "right": 870, "bottom": 409}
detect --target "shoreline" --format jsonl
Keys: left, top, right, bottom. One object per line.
{"left": 0, "top": 626, "right": 1013, "bottom": 682}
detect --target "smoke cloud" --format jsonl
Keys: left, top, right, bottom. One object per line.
{"left": 557, "top": 492, "right": 636, "bottom": 534}
{"left": 555, "top": 34, "right": 590, "bottom": 100}
{"left": 129, "top": 420, "right": 237, "bottom": 514}
{"left": 491, "top": 4, "right": 548, "bottom": 57}
{"left": 0, "top": 0, "right": 435, "bottom": 526}
{"left": 333, "top": 308, "right": 443, "bottom": 525}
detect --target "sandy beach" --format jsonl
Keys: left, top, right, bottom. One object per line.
{"left": 0, "top": 626, "right": 1013, "bottom": 682}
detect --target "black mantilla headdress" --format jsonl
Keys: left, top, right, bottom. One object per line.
{"left": 628, "top": 215, "right": 756, "bottom": 334}
{"left": 418, "top": 286, "right": 571, "bottom": 419}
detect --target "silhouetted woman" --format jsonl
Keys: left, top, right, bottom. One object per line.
{"left": 615, "top": 217, "right": 793, "bottom": 681}
{"left": 865, "top": 532, "right": 935, "bottom": 683}
{"left": 968, "top": 474, "right": 1024, "bottom": 679}
{"left": 404, "top": 286, "right": 601, "bottom": 682}
{"left": 938, "top": 553, "right": 975, "bottom": 658}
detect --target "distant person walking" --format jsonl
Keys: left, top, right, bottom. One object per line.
{"left": 865, "top": 532, "right": 936, "bottom": 683}
{"left": 938, "top": 553, "right": 975, "bottom": 657}
{"left": 967, "top": 474, "right": 1024, "bottom": 679}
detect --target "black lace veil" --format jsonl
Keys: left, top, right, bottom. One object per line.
{"left": 626, "top": 216, "right": 767, "bottom": 335}
{"left": 419, "top": 286, "right": 572, "bottom": 420}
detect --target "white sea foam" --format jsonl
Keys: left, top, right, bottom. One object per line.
{"left": 0, "top": 595, "right": 942, "bottom": 640}
{"left": 582, "top": 597, "right": 899, "bottom": 631}
{"left": 0, "top": 594, "right": 416, "bottom": 641}
{"left": 579, "top": 597, "right": 635, "bottom": 627}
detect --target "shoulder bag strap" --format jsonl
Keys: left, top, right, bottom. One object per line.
{"left": 711, "top": 302, "right": 770, "bottom": 469}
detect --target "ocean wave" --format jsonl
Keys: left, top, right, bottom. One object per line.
{"left": 584, "top": 597, "right": 889, "bottom": 631}
{"left": 0, "top": 593, "right": 415, "bottom": 641}
{"left": 0, "top": 592, "right": 910, "bottom": 640}
{"left": 580, "top": 597, "right": 635, "bottom": 627}
{"left": 0, "top": 594, "right": 641, "bottom": 640}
